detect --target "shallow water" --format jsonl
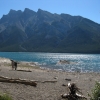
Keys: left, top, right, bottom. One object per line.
{"left": 0, "top": 52, "right": 100, "bottom": 72}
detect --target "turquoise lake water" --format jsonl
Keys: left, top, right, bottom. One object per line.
{"left": 0, "top": 52, "right": 100, "bottom": 72}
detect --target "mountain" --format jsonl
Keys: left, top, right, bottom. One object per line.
{"left": 0, "top": 8, "right": 100, "bottom": 53}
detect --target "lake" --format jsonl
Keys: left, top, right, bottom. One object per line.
{"left": 0, "top": 52, "right": 100, "bottom": 72}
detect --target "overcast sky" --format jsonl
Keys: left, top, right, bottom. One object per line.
{"left": 0, "top": 0, "right": 100, "bottom": 24}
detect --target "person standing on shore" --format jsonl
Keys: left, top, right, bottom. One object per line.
{"left": 11, "top": 60, "right": 14, "bottom": 70}
{"left": 11, "top": 60, "right": 17, "bottom": 70}
{"left": 14, "top": 62, "right": 17, "bottom": 70}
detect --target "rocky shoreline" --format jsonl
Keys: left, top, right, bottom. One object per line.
{"left": 0, "top": 57, "right": 100, "bottom": 100}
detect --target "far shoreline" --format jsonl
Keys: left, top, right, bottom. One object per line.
{"left": 0, "top": 51, "right": 100, "bottom": 54}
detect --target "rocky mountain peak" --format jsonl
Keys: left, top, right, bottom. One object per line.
{"left": 24, "top": 8, "right": 36, "bottom": 15}
{"left": 37, "top": 8, "right": 43, "bottom": 12}
{"left": 0, "top": 8, "right": 100, "bottom": 53}
{"left": 8, "top": 9, "right": 22, "bottom": 16}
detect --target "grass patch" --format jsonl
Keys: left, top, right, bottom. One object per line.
{"left": 89, "top": 82, "right": 100, "bottom": 100}
{"left": 0, "top": 93, "right": 12, "bottom": 100}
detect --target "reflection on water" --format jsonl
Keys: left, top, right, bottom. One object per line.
{"left": 0, "top": 52, "right": 100, "bottom": 72}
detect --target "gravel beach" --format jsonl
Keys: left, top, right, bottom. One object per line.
{"left": 0, "top": 57, "right": 100, "bottom": 100}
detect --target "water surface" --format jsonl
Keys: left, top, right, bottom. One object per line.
{"left": 0, "top": 52, "right": 100, "bottom": 72}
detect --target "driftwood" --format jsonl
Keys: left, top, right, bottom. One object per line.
{"left": 9, "top": 69, "right": 32, "bottom": 72}
{"left": 0, "top": 76, "right": 37, "bottom": 87}
{"left": 61, "top": 83, "right": 87, "bottom": 100}
{"left": 16, "top": 70, "right": 32, "bottom": 72}
{"left": 65, "top": 78, "right": 71, "bottom": 81}
{"left": 41, "top": 80, "right": 57, "bottom": 83}
{"left": 0, "top": 76, "right": 57, "bottom": 86}
{"left": 61, "top": 93, "right": 87, "bottom": 100}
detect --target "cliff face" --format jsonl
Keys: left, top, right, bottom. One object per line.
{"left": 0, "top": 8, "right": 100, "bottom": 53}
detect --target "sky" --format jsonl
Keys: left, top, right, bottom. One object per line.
{"left": 0, "top": 0, "right": 100, "bottom": 24}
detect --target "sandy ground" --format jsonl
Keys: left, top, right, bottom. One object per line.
{"left": 0, "top": 57, "right": 100, "bottom": 100}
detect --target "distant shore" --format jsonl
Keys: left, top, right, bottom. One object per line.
{"left": 0, "top": 57, "right": 100, "bottom": 100}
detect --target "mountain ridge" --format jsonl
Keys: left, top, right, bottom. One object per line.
{"left": 0, "top": 8, "right": 100, "bottom": 53}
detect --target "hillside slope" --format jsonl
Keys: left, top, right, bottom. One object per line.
{"left": 0, "top": 8, "right": 100, "bottom": 53}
